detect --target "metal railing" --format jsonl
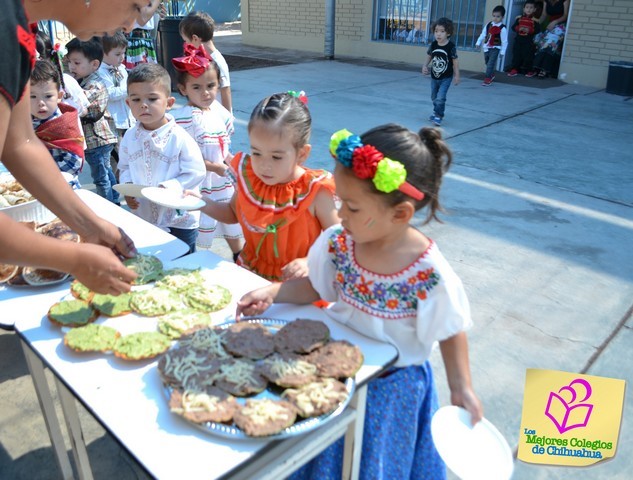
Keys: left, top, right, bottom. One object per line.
{"left": 373, "top": 0, "right": 485, "bottom": 49}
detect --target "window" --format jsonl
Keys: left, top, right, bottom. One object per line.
{"left": 373, "top": 0, "right": 486, "bottom": 48}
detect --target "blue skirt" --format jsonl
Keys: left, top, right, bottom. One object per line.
{"left": 289, "top": 361, "right": 446, "bottom": 480}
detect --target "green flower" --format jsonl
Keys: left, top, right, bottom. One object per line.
{"left": 329, "top": 129, "right": 353, "bottom": 157}
{"left": 373, "top": 158, "right": 407, "bottom": 193}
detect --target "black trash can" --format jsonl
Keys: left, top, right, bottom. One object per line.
{"left": 158, "top": 17, "right": 184, "bottom": 92}
{"left": 606, "top": 61, "right": 633, "bottom": 96}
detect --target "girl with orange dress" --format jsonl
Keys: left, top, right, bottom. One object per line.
{"left": 192, "top": 91, "right": 340, "bottom": 281}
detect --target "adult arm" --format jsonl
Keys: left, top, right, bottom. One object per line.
{"left": 2, "top": 85, "right": 136, "bottom": 260}
{"left": 439, "top": 332, "right": 483, "bottom": 425}
{"left": 219, "top": 86, "right": 232, "bottom": 114}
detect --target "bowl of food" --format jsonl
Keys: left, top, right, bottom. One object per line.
{"left": 0, "top": 172, "right": 73, "bottom": 223}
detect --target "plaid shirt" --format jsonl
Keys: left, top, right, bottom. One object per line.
{"left": 79, "top": 72, "right": 118, "bottom": 150}
{"left": 32, "top": 108, "right": 84, "bottom": 176}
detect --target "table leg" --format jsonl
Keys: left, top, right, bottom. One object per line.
{"left": 342, "top": 384, "right": 367, "bottom": 480}
{"left": 20, "top": 341, "right": 74, "bottom": 480}
{"left": 55, "top": 377, "right": 94, "bottom": 480}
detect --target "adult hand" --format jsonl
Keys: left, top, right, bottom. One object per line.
{"left": 80, "top": 218, "right": 137, "bottom": 259}
{"left": 281, "top": 258, "right": 309, "bottom": 281}
{"left": 69, "top": 243, "right": 137, "bottom": 294}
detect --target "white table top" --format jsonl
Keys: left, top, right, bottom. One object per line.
{"left": 1, "top": 189, "right": 188, "bottom": 328}
{"left": 14, "top": 251, "right": 399, "bottom": 479}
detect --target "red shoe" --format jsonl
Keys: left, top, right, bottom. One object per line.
{"left": 482, "top": 77, "right": 492, "bottom": 86}
{"left": 525, "top": 71, "right": 537, "bottom": 78}
{"left": 507, "top": 69, "right": 518, "bottom": 77}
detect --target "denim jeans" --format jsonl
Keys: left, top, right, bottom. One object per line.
{"left": 484, "top": 48, "right": 501, "bottom": 78}
{"left": 169, "top": 227, "right": 198, "bottom": 255}
{"left": 85, "top": 144, "right": 120, "bottom": 204}
{"left": 430, "top": 77, "right": 453, "bottom": 118}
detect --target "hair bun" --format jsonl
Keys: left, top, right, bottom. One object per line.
{"left": 418, "top": 127, "right": 452, "bottom": 172}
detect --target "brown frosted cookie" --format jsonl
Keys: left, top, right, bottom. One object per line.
{"left": 223, "top": 322, "right": 275, "bottom": 359}
{"left": 307, "top": 340, "right": 364, "bottom": 378}
{"left": 177, "top": 326, "right": 229, "bottom": 358}
{"left": 214, "top": 359, "right": 268, "bottom": 396}
{"left": 274, "top": 319, "right": 330, "bottom": 354}
{"left": 233, "top": 399, "right": 297, "bottom": 437}
{"left": 169, "top": 387, "right": 239, "bottom": 424}
{"left": 157, "top": 346, "right": 223, "bottom": 391}
{"left": 258, "top": 352, "right": 318, "bottom": 388}
{"left": 282, "top": 378, "right": 349, "bottom": 418}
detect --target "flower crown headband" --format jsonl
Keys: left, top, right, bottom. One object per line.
{"left": 329, "top": 129, "right": 425, "bottom": 201}
{"left": 171, "top": 44, "right": 212, "bottom": 77}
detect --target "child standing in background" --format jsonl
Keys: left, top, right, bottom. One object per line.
{"left": 98, "top": 32, "right": 136, "bottom": 136}
{"left": 189, "top": 91, "right": 340, "bottom": 282}
{"left": 30, "top": 60, "right": 84, "bottom": 178}
{"left": 475, "top": 5, "right": 508, "bottom": 86}
{"left": 171, "top": 45, "right": 244, "bottom": 258}
{"left": 422, "top": 17, "right": 460, "bottom": 127}
{"left": 179, "top": 11, "right": 233, "bottom": 113}
{"left": 507, "top": 0, "right": 541, "bottom": 77}
{"left": 124, "top": 17, "right": 158, "bottom": 70}
{"left": 66, "top": 37, "right": 120, "bottom": 204}
{"left": 118, "top": 64, "right": 206, "bottom": 253}
{"left": 238, "top": 123, "right": 483, "bottom": 479}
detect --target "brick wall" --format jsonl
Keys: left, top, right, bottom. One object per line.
{"left": 247, "top": 0, "right": 325, "bottom": 37}
{"left": 561, "top": 0, "right": 633, "bottom": 88}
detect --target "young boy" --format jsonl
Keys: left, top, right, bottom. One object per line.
{"left": 179, "top": 11, "right": 233, "bottom": 112}
{"left": 119, "top": 64, "right": 206, "bottom": 253}
{"left": 98, "top": 32, "right": 135, "bottom": 136}
{"left": 422, "top": 17, "right": 460, "bottom": 127}
{"left": 30, "top": 59, "right": 84, "bottom": 178}
{"left": 507, "top": 0, "right": 541, "bottom": 77}
{"left": 475, "top": 5, "right": 508, "bottom": 86}
{"left": 66, "top": 37, "right": 120, "bottom": 204}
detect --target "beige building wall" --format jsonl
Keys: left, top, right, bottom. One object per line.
{"left": 560, "top": 0, "right": 633, "bottom": 88}
{"left": 241, "top": 0, "right": 633, "bottom": 88}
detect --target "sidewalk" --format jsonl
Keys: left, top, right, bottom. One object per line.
{"left": 2, "top": 29, "right": 632, "bottom": 479}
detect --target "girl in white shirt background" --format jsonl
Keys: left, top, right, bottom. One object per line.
{"left": 237, "top": 124, "right": 483, "bottom": 479}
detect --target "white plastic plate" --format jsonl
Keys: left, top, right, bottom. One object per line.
{"left": 141, "top": 187, "right": 205, "bottom": 211}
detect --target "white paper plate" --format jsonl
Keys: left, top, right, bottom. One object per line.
{"left": 141, "top": 187, "right": 205, "bottom": 211}
{"left": 431, "top": 406, "right": 513, "bottom": 480}
{"left": 113, "top": 183, "right": 148, "bottom": 198}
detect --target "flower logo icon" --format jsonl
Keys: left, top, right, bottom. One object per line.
{"left": 545, "top": 378, "right": 594, "bottom": 434}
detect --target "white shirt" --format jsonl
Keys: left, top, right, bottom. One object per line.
{"left": 118, "top": 114, "right": 206, "bottom": 230}
{"left": 308, "top": 225, "right": 472, "bottom": 367}
{"left": 475, "top": 21, "right": 508, "bottom": 55}
{"left": 97, "top": 63, "right": 135, "bottom": 130}
{"left": 61, "top": 73, "right": 89, "bottom": 117}
{"left": 210, "top": 50, "right": 231, "bottom": 88}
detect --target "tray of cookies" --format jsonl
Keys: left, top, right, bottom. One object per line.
{"left": 158, "top": 318, "right": 363, "bottom": 439}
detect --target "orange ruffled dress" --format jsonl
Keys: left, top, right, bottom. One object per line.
{"left": 231, "top": 152, "right": 336, "bottom": 282}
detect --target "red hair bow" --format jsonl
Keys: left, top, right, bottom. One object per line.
{"left": 171, "top": 43, "right": 211, "bottom": 77}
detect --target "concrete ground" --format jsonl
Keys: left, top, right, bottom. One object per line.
{"left": 1, "top": 28, "right": 632, "bottom": 479}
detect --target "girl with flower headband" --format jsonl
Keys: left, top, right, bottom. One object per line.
{"left": 188, "top": 91, "right": 340, "bottom": 281}
{"left": 237, "top": 123, "right": 482, "bottom": 479}
{"left": 171, "top": 44, "right": 244, "bottom": 257}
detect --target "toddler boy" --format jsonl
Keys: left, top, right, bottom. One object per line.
{"left": 66, "top": 37, "right": 120, "bottom": 203}
{"left": 179, "top": 11, "right": 233, "bottom": 112}
{"left": 475, "top": 5, "right": 508, "bottom": 86}
{"left": 507, "top": 0, "right": 541, "bottom": 77}
{"left": 422, "top": 18, "right": 460, "bottom": 126}
{"left": 30, "top": 59, "right": 84, "bottom": 178}
{"left": 98, "top": 32, "right": 135, "bottom": 135}
{"left": 119, "top": 64, "right": 206, "bottom": 253}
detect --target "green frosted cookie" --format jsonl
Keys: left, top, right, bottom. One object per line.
{"left": 64, "top": 324, "right": 120, "bottom": 352}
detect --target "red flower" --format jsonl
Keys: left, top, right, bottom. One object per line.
{"left": 352, "top": 145, "right": 382, "bottom": 179}
{"left": 386, "top": 299, "right": 399, "bottom": 309}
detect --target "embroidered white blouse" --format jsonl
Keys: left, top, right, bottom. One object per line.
{"left": 118, "top": 114, "right": 206, "bottom": 230}
{"left": 308, "top": 225, "right": 472, "bottom": 367}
